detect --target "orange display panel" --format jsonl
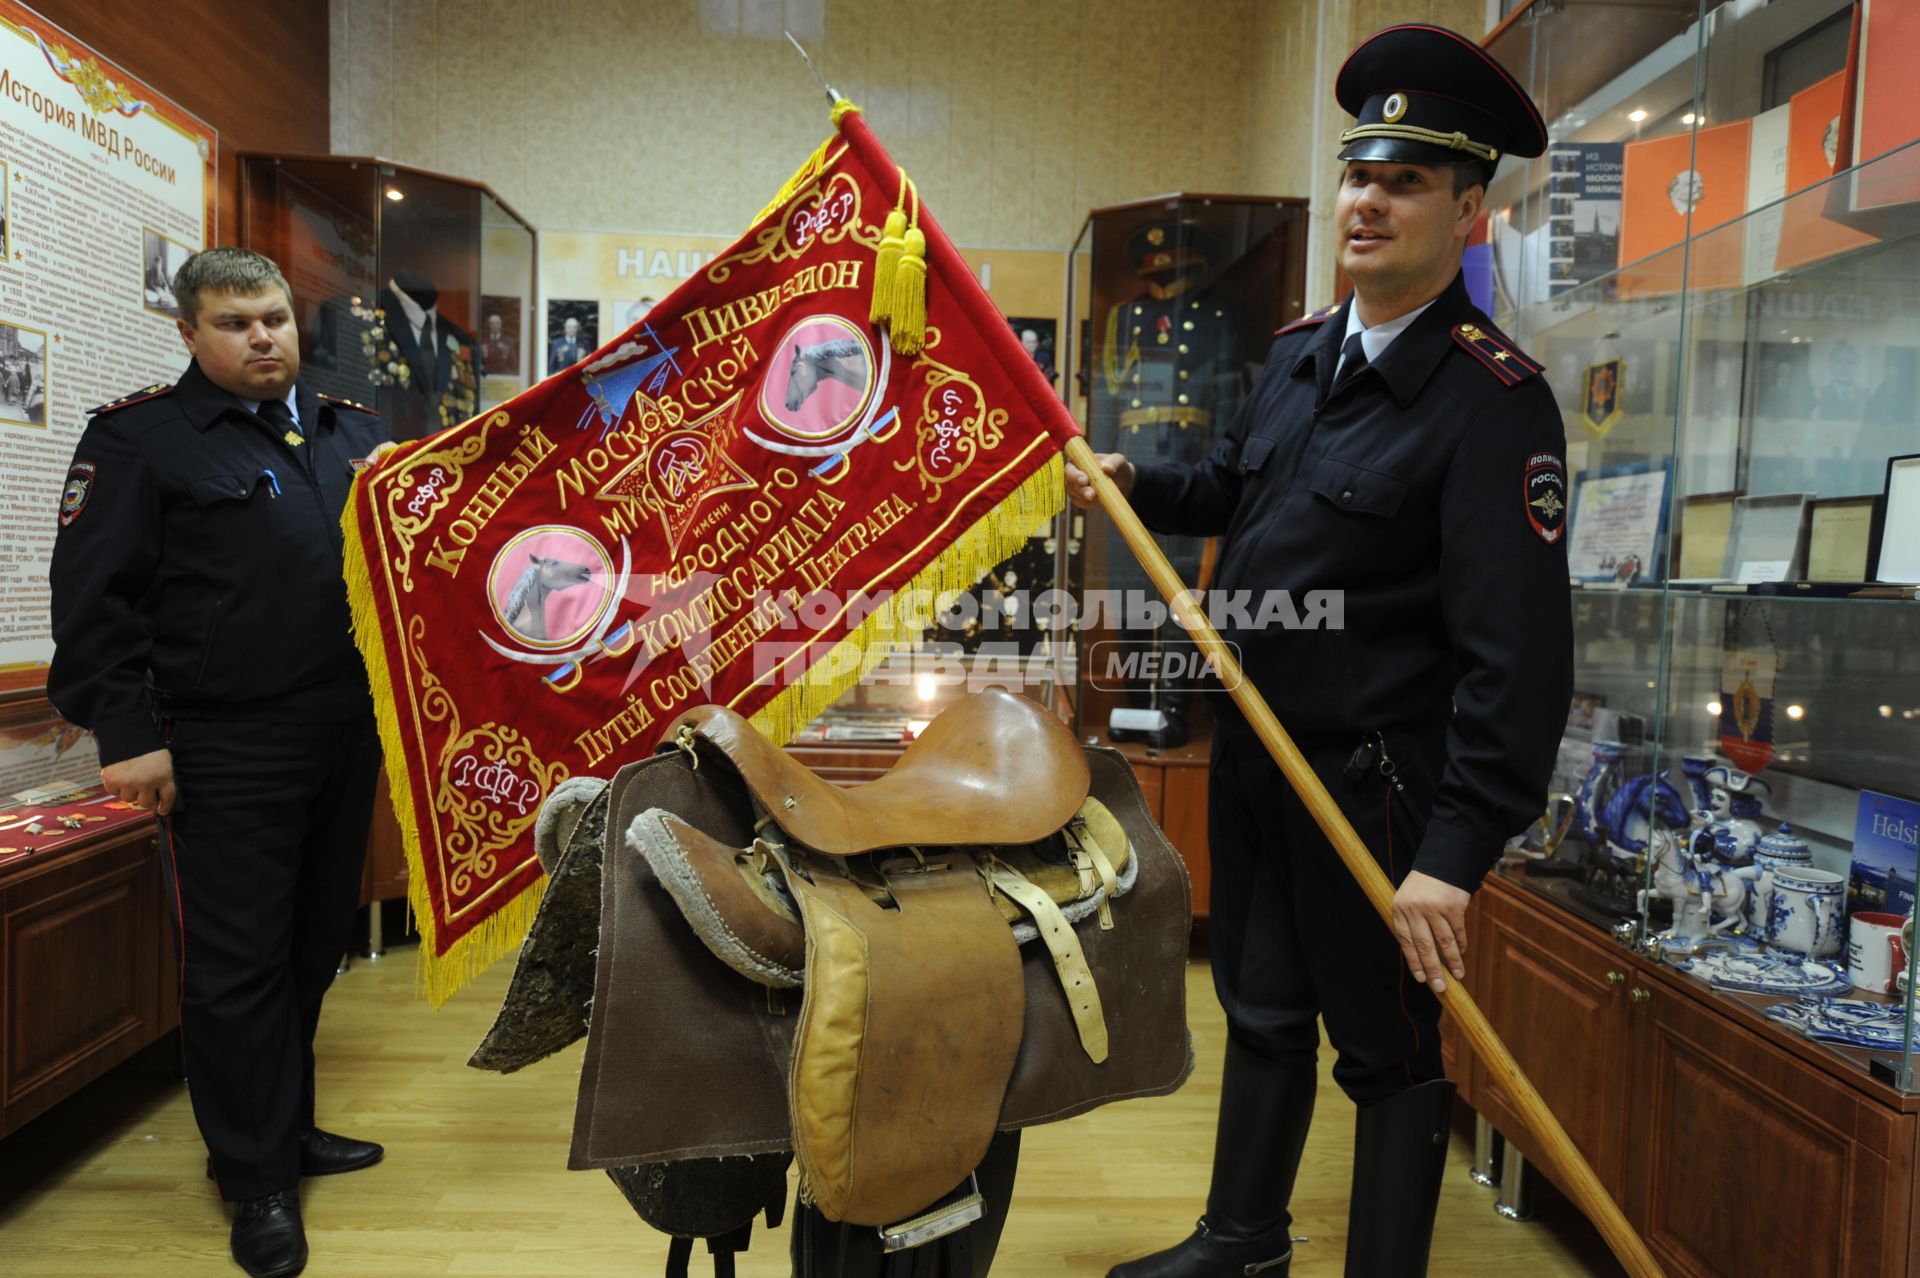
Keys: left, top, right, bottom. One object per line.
{"left": 1617, "top": 122, "right": 1752, "bottom": 298}
{"left": 1776, "top": 72, "right": 1879, "bottom": 273}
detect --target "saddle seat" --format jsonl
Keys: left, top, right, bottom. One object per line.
{"left": 666, "top": 689, "right": 1091, "bottom": 857}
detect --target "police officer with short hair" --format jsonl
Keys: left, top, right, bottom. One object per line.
{"left": 50, "top": 247, "right": 393, "bottom": 1278}
{"left": 1069, "top": 26, "right": 1573, "bottom": 1278}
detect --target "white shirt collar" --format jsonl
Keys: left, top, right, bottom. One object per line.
{"left": 1342, "top": 295, "right": 1441, "bottom": 366}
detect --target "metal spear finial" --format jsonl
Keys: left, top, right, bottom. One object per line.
{"left": 785, "top": 31, "right": 838, "bottom": 104}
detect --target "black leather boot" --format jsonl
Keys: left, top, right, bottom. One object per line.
{"left": 1343, "top": 1079, "right": 1455, "bottom": 1278}
{"left": 1107, "top": 1040, "right": 1316, "bottom": 1278}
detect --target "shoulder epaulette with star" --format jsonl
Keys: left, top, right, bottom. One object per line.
{"left": 1275, "top": 304, "right": 1340, "bottom": 337}
{"left": 319, "top": 392, "right": 380, "bottom": 415}
{"left": 87, "top": 384, "right": 172, "bottom": 416}
{"left": 1451, "top": 321, "right": 1542, "bottom": 387}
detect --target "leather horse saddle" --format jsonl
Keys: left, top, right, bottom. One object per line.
{"left": 471, "top": 690, "right": 1194, "bottom": 1275}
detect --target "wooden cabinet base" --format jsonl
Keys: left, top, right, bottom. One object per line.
{"left": 1460, "top": 872, "right": 1920, "bottom": 1278}
{"left": 1, "top": 827, "right": 176, "bottom": 1140}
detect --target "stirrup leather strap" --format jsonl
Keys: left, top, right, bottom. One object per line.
{"left": 985, "top": 860, "right": 1109, "bottom": 1062}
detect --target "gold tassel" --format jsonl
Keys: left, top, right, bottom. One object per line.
{"left": 890, "top": 226, "right": 928, "bottom": 356}
{"left": 870, "top": 208, "right": 907, "bottom": 326}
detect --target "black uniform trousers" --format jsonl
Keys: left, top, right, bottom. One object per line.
{"left": 1206, "top": 722, "right": 1449, "bottom": 1107}
{"left": 159, "top": 713, "right": 381, "bottom": 1201}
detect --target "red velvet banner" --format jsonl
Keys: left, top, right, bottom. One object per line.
{"left": 344, "top": 106, "right": 1080, "bottom": 999}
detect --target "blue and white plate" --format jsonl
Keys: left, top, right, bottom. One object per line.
{"left": 1765, "top": 996, "right": 1917, "bottom": 1050}
{"left": 1672, "top": 949, "right": 1850, "bottom": 996}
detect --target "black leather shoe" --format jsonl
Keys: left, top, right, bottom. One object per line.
{"left": 1107, "top": 1218, "right": 1290, "bottom": 1277}
{"left": 231, "top": 1189, "right": 306, "bottom": 1278}
{"left": 299, "top": 1127, "right": 384, "bottom": 1176}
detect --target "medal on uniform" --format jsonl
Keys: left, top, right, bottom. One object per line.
{"left": 285, "top": 430, "right": 303, "bottom": 448}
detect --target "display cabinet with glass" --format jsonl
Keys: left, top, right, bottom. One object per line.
{"left": 239, "top": 155, "right": 537, "bottom": 443}
{"left": 1062, "top": 195, "right": 1309, "bottom": 746}
{"left": 1460, "top": 3, "right": 1920, "bottom": 1273}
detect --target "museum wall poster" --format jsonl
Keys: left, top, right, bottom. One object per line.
{"left": 1545, "top": 141, "right": 1622, "bottom": 297}
{"left": 0, "top": 0, "right": 214, "bottom": 670}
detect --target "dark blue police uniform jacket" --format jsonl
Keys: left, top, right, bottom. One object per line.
{"left": 1129, "top": 272, "right": 1573, "bottom": 893}
{"left": 48, "top": 360, "right": 388, "bottom": 760}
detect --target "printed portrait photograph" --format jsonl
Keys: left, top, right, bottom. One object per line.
{"left": 546, "top": 299, "right": 599, "bottom": 375}
{"left": 479, "top": 294, "right": 521, "bottom": 378}
{"left": 0, "top": 319, "right": 48, "bottom": 429}
{"left": 142, "top": 227, "right": 192, "bottom": 320}
{"left": 1007, "top": 316, "right": 1059, "bottom": 391}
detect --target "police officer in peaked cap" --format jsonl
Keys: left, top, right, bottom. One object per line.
{"left": 1069, "top": 25, "right": 1572, "bottom": 1277}
{"left": 49, "top": 248, "right": 396, "bottom": 1278}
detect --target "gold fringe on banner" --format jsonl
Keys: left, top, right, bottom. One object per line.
{"left": 340, "top": 489, "right": 549, "bottom": 1008}
{"left": 748, "top": 455, "right": 1065, "bottom": 747}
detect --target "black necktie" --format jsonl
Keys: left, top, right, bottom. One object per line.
{"left": 259, "top": 397, "right": 298, "bottom": 439}
{"left": 1335, "top": 332, "right": 1369, "bottom": 391}
{"left": 419, "top": 317, "right": 437, "bottom": 391}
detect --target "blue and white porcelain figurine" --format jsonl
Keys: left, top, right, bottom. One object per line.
{"left": 1703, "top": 764, "right": 1771, "bottom": 864}
{"left": 1680, "top": 755, "right": 1716, "bottom": 812}
{"left": 1574, "top": 739, "right": 1630, "bottom": 847}
{"left": 1600, "top": 772, "right": 1690, "bottom": 866}
{"left": 1640, "top": 818, "right": 1747, "bottom": 955}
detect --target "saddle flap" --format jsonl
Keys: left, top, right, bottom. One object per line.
{"left": 668, "top": 690, "right": 1090, "bottom": 856}
{"left": 788, "top": 852, "right": 1025, "bottom": 1226}
{"left": 570, "top": 753, "right": 796, "bottom": 1170}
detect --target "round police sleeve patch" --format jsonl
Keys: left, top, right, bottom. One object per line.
{"left": 60, "top": 462, "right": 95, "bottom": 527}
{"left": 1524, "top": 452, "right": 1566, "bottom": 544}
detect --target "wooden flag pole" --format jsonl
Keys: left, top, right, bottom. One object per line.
{"left": 1065, "top": 435, "right": 1664, "bottom": 1278}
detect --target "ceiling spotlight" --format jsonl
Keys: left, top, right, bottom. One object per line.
{"left": 1785, "top": 704, "right": 1805, "bottom": 721}
{"left": 384, "top": 187, "right": 405, "bottom": 202}
{"left": 1706, "top": 700, "right": 1723, "bottom": 716}
{"left": 1681, "top": 112, "right": 1698, "bottom": 125}
{"left": 1628, "top": 109, "right": 1649, "bottom": 123}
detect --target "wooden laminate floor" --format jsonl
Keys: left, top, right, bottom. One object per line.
{"left": 0, "top": 941, "right": 1623, "bottom": 1276}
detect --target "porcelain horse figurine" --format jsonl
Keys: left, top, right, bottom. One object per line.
{"left": 1640, "top": 809, "right": 1748, "bottom": 954}
{"left": 783, "top": 338, "right": 868, "bottom": 414}
{"left": 503, "top": 555, "right": 595, "bottom": 642}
